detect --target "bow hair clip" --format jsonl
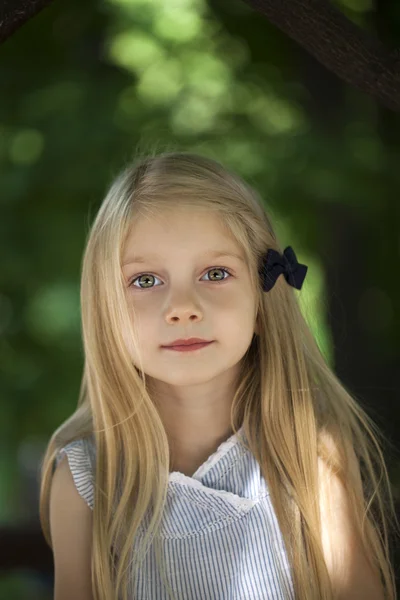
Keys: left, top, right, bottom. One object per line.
{"left": 259, "top": 246, "right": 308, "bottom": 292}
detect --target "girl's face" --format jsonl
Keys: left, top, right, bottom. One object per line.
{"left": 121, "top": 207, "right": 258, "bottom": 389}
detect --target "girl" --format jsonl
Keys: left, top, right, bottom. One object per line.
{"left": 39, "top": 150, "right": 398, "bottom": 600}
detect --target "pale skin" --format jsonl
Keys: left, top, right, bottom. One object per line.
{"left": 121, "top": 207, "right": 385, "bottom": 599}
{"left": 121, "top": 207, "right": 258, "bottom": 476}
{"left": 318, "top": 438, "right": 385, "bottom": 600}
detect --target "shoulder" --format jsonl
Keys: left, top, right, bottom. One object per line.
{"left": 317, "top": 433, "right": 384, "bottom": 600}
{"left": 54, "top": 436, "right": 96, "bottom": 510}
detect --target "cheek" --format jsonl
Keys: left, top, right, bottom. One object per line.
{"left": 221, "top": 294, "right": 256, "bottom": 325}
{"left": 122, "top": 329, "right": 136, "bottom": 357}
{"left": 121, "top": 308, "right": 151, "bottom": 358}
{"left": 217, "top": 306, "right": 256, "bottom": 347}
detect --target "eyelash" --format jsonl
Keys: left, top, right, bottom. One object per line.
{"left": 128, "top": 267, "right": 233, "bottom": 290}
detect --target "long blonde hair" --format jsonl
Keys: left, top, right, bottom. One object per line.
{"left": 39, "top": 149, "right": 399, "bottom": 600}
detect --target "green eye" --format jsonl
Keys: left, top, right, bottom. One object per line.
{"left": 130, "top": 267, "right": 232, "bottom": 289}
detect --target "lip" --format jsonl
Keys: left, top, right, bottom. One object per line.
{"left": 162, "top": 337, "right": 212, "bottom": 347}
{"left": 162, "top": 341, "right": 213, "bottom": 352}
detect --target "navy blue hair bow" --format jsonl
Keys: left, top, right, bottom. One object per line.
{"left": 259, "top": 246, "right": 308, "bottom": 292}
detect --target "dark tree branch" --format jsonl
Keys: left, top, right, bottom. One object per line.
{"left": 242, "top": 0, "right": 400, "bottom": 111}
{"left": 0, "top": 0, "right": 56, "bottom": 45}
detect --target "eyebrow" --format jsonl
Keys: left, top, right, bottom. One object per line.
{"left": 122, "top": 250, "right": 245, "bottom": 267}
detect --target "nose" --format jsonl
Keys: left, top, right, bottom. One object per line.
{"left": 167, "top": 309, "right": 203, "bottom": 324}
{"left": 164, "top": 285, "right": 205, "bottom": 324}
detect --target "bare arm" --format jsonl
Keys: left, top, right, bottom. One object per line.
{"left": 50, "top": 454, "right": 94, "bottom": 600}
{"left": 318, "top": 448, "right": 384, "bottom": 600}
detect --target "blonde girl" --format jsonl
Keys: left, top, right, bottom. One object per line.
{"left": 39, "top": 150, "right": 398, "bottom": 600}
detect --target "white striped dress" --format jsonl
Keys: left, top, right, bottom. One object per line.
{"left": 54, "top": 427, "right": 295, "bottom": 599}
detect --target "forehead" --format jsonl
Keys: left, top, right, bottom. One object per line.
{"left": 122, "top": 209, "right": 243, "bottom": 263}
{"left": 128, "top": 207, "right": 227, "bottom": 235}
